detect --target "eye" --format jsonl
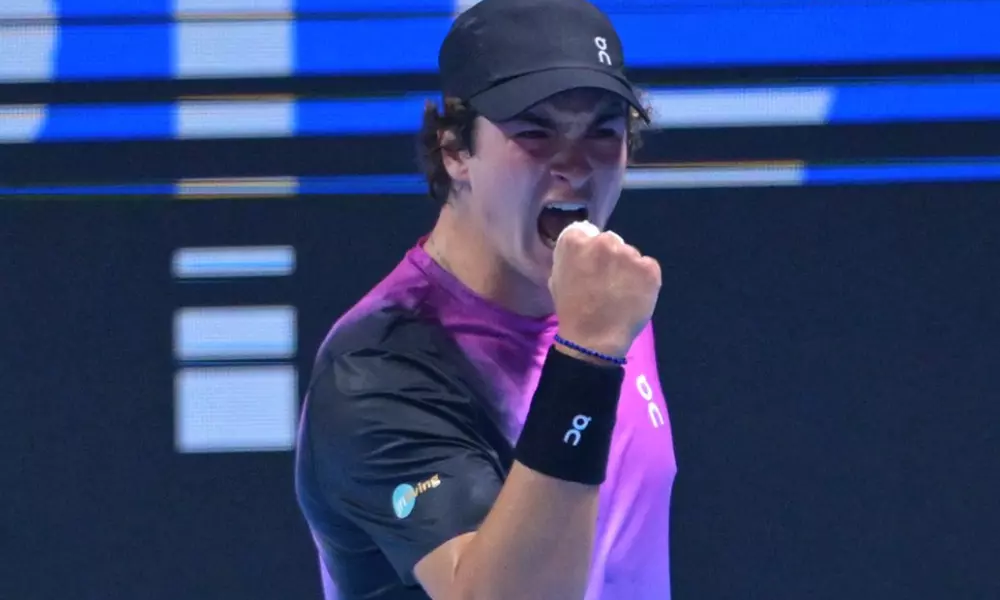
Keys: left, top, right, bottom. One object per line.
{"left": 514, "top": 128, "right": 552, "bottom": 140}
{"left": 588, "top": 127, "right": 622, "bottom": 139}
{"left": 590, "top": 115, "right": 628, "bottom": 137}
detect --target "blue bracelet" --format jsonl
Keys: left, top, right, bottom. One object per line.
{"left": 553, "top": 334, "right": 627, "bottom": 366}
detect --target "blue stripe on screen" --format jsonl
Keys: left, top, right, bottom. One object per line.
{"left": 6, "top": 161, "right": 1000, "bottom": 197}
{"left": 49, "top": 0, "right": 456, "bottom": 18}
{"left": 40, "top": 104, "right": 172, "bottom": 141}
{"left": 39, "top": 1, "right": 1000, "bottom": 80}
{"left": 294, "top": 18, "right": 452, "bottom": 75}
{"left": 55, "top": 0, "right": 170, "bottom": 18}
{"left": 295, "top": 0, "right": 455, "bottom": 13}
{"left": 828, "top": 82, "right": 1000, "bottom": 123}
{"left": 296, "top": 95, "right": 435, "bottom": 135}
{"left": 56, "top": 24, "right": 171, "bottom": 80}
{"left": 297, "top": 174, "right": 426, "bottom": 195}
{"left": 48, "top": 0, "right": 820, "bottom": 19}
{"left": 4, "top": 184, "right": 176, "bottom": 195}
{"left": 615, "top": 3, "right": 1000, "bottom": 67}
{"left": 805, "top": 160, "right": 1000, "bottom": 185}
{"left": 21, "top": 78, "right": 1000, "bottom": 142}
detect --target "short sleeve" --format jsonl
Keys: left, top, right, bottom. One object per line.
{"left": 300, "top": 346, "right": 507, "bottom": 586}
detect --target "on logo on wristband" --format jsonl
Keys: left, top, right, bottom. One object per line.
{"left": 563, "top": 414, "right": 592, "bottom": 446}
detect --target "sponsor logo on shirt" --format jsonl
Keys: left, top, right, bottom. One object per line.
{"left": 391, "top": 474, "right": 441, "bottom": 519}
{"left": 636, "top": 374, "right": 665, "bottom": 429}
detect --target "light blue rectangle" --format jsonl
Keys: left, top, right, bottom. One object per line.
{"left": 172, "top": 246, "right": 296, "bottom": 278}
{"left": 174, "top": 21, "right": 292, "bottom": 78}
{"left": 174, "top": 365, "right": 298, "bottom": 454}
{"left": 0, "top": 105, "right": 47, "bottom": 143}
{"left": 0, "top": 22, "right": 58, "bottom": 83}
{"left": 176, "top": 100, "right": 294, "bottom": 139}
{"left": 626, "top": 165, "right": 805, "bottom": 189}
{"left": 174, "top": 305, "right": 297, "bottom": 361}
{"left": 0, "top": 0, "right": 55, "bottom": 19}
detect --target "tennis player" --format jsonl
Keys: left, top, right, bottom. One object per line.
{"left": 295, "top": 0, "right": 676, "bottom": 598}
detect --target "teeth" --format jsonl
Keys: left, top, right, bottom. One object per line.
{"left": 546, "top": 202, "right": 587, "bottom": 211}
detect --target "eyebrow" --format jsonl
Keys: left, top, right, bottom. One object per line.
{"left": 512, "top": 108, "right": 627, "bottom": 129}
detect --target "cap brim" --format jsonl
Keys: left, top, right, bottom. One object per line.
{"left": 467, "top": 67, "right": 649, "bottom": 123}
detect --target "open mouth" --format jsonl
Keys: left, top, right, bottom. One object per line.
{"left": 538, "top": 202, "right": 589, "bottom": 248}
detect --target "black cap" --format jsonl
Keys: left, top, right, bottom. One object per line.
{"left": 439, "top": 0, "right": 648, "bottom": 122}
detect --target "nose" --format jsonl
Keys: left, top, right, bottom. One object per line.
{"left": 549, "top": 141, "right": 593, "bottom": 190}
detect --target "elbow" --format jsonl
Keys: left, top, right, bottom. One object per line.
{"left": 448, "top": 557, "right": 509, "bottom": 600}
{"left": 448, "top": 559, "right": 485, "bottom": 600}
{"left": 449, "top": 566, "right": 580, "bottom": 600}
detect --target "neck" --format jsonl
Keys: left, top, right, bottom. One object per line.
{"left": 424, "top": 201, "right": 555, "bottom": 318}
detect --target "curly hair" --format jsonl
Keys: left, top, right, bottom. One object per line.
{"left": 417, "top": 94, "right": 650, "bottom": 204}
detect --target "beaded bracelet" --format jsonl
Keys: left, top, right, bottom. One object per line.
{"left": 553, "top": 334, "right": 627, "bottom": 366}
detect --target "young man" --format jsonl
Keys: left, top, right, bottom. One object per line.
{"left": 295, "top": 0, "right": 676, "bottom": 598}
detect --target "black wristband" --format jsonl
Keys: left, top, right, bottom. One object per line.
{"left": 514, "top": 346, "right": 625, "bottom": 485}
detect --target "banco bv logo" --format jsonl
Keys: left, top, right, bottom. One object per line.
{"left": 391, "top": 474, "right": 442, "bottom": 519}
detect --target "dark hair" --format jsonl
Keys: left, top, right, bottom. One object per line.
{"left": 417, "top": 93, "right": 650, "bottom": 204}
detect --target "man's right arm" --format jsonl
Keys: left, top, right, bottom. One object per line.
{"left": 415, "top": 346, "right": 621, "bottom": 600}
{"left": 416, "top": 460, "right": 602, "bottom": 600}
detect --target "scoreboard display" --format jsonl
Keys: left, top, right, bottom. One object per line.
{"left": 5, "top": 0, "right": 995, "bottom": 456}
{"left": 3, "top": 0, "right": 1000, "bottom": 192}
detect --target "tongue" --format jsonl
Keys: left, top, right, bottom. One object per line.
{"left": 538, "top": 208, "right": 588, "bottom": 244}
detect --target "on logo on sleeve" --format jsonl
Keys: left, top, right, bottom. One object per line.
{"left": 636, "top": 374, "right": 665, "bottom": 429}
{"left": 391, "top": 474, "right": 442, "bottom": 519}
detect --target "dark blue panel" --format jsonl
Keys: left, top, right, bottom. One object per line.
{"left": 40, "top": 104, "right": 172, "bottom": 141}
{"left": 56, "top": 25, "right": 170, "bottom": 80}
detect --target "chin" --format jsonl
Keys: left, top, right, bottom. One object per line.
{"left": 532, "top": 246, "right": 557, "bottom": 282}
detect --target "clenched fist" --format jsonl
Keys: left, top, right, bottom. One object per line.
{"left": 549, "top": 221, "right": 662, "bottom": 360}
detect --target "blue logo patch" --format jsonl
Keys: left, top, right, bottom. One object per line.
{"left": 392, "top": 483, "right": 417, "bottom": 519}
{"left": 390, "top": 474, "right": 441, "bottom": 519}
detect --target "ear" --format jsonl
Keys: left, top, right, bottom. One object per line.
{"left": 440, "top": 129, "right": 471, "bottom": 186}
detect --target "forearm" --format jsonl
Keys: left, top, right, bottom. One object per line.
{"left": 451, "top": 346, "right": 621, "bottom": 599}
{"left": 453, "top": 462, "right": 599, "bottom": 600}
